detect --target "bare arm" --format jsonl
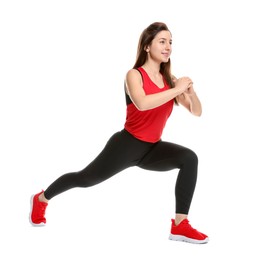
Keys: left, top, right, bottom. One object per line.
{"left": 176, "top": 82, "right": 202, "bottom": 116}
{"left": 125, "top": 69, "right": 191, "bottom": 111}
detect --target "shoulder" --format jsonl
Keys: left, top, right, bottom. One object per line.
{"left": 126, "top": 68, "right": 141, "bottom": 79}
{"left": 126, "top": 68, "right": 142, "bottom": 85}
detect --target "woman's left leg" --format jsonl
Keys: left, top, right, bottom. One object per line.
{"left": 137, "top": 141, "right": 209, "bottom": 244}
{"left": 137, "top": 140, "right": 198, "bottom": 216}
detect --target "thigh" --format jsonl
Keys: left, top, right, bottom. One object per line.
{"left": 138, "top": 141, "right": 196, "bottom": 171}
{"left": 79, "top": 129, "right": 154, "bottom": 182}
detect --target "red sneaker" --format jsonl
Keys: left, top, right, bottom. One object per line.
{"left": 29, "top": 190, "right": 48, "bottom": 226}
{"left": 169, "top": 219, "right": 209, "bottom": 244}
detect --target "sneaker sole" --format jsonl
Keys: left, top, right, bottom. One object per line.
{"left": 169, "top": 234, "right": 209, "bottom": 244}
{"left": 29, "top": 194, "right": 46, "bottom": 227}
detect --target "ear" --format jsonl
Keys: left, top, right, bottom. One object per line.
{"left": 144, "top": 45, "right": 150, "bottom": 52}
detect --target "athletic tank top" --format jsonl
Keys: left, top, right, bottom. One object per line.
{"left": 124, "top": 67, "right": 174, "bottom": 143}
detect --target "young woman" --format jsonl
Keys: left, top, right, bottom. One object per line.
{"left": 30, "top": 22, "right": 209, "bottom": 244}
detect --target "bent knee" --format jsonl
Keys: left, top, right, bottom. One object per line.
{"left": 182, "top": 149, "right": 198, "bottom": 166}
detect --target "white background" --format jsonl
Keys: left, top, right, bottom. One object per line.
{"left": 1, "top": 0, "right": 256, "bottom": 259}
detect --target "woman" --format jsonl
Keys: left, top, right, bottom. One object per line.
{"left": 30, "top": 22, "right": 209, "bottom": 244}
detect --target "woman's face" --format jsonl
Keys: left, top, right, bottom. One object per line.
{"left": 147, "top": 30, "right": 172, "bottom": 63}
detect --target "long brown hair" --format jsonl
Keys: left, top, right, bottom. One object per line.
{"left": 133, "top": 22, "right": 177, "bottom": 104}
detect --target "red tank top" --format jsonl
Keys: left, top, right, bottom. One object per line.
{"left": 124, "top": 67, "right": 174, "bottom": 143}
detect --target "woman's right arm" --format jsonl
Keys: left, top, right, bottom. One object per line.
{"left": 125, "top": 69, "right": 191, "bottom": 111}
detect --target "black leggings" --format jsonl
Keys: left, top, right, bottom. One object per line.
{"left": 44, "top": 129, "right": 198, "bottom": 214}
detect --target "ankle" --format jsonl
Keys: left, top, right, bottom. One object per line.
{"left": 175, "top": 214, "right": 187, "bottom": 226}
{"left": 39, "top": 193, "right": 48, "bottom": 203}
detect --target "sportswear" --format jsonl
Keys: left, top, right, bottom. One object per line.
{"left": 124, "top": 67, "right": 174, "bottom": 143}
{"left": 169, "top": 219, "right": 209, "bottom": 244}
{"left": 29, "top": 190, "right": 48, "bottom": 226}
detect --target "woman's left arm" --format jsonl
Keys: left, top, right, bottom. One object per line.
{"left": 176, "top": 83, "right": 202, "bottom": 116}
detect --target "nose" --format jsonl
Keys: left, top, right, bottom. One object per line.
{"left": 166, "top": 43, "right": 171, "bottom": 51}
{"left": 165, "top": 46, "right": 171, "bottom": 54}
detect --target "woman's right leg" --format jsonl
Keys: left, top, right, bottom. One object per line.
{"left": 43, "top": 130, "right": 154, "bottom": 200}
{"left": 30, "top": 129, "right": 154, "bottom": 225}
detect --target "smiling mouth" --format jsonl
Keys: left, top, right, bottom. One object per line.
{"left": 162, "top": 53, "right": 170, "bottom": 57}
